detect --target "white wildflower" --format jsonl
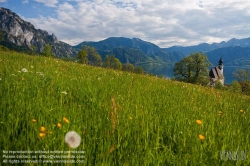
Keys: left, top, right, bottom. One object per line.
{"left": 36, "top": 72, "right": 44, "bottom": 77}
{"left": 22, "top": 68, "right": 28, "bottom": 72}
{"left": 65, "top": 131, "right": 81, "bottom": 148}
{"left": 61, "top": 91, "right": 68, "bottom": 95}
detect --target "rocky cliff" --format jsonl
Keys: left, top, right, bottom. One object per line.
{"left": 0, "top": 7, "right": 77, "bottom": 58}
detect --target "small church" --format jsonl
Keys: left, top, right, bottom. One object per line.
{"left": 209, "top": 57, "right": 224, "bottom": 86}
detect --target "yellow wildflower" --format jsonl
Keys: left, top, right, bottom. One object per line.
{"left": 22, "top": 77, "right": 25, "bottom": 81}
{"left": 240, "top": 110, "right": 244, "bottom": 113}
{"left": 40, "top": 126, "right": 46, "bottom": 132}
{"left": 218, "top": 111, "right": 223, "bottom": 116}
{"left": 199, "top": 134, "right": 205, "bottom": 140}
{"left": 39, "top": 133, "right": 46, "bottom": 138}
{"left": 57, "top": 123, "right": 62, "bottom": 128}
{"left": 129, "top": 116, "right": 132, "bottom": 120}
{"left": 32, "top": 119, "right": 37, "bottom": 123}
{"left": 196, "top": 120, "right": 202, "bottom": 125}
{"left": 63, "top": 117, "right": 69, "bottom": 123}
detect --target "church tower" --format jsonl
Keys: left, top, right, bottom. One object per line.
{"left": 209, "top": 56, "right": 224, "bottom": 86}
{"left": 218, "top": 57, "right": 223, "bottom": 73}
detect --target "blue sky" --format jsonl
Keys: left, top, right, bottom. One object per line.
{"left": 1, "top": 0, "right": 250, "bottom": 47}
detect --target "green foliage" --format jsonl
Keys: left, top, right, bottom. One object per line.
{"left": 214, "top": 81, "right": 226, "bottom": 90}
{"left": 240, "top": 81, "right": 250, "bottom": 96}
{"left": 0, "top": 45, "right": 9, "bottom": 51}
{"left": 233, "top": 69, "right": 250, "bottom": 82}
{"left": 173, "top": 52, "right": 212, "bottom": 85}
{"left": 134, "top": 66, "right": 145, "bottom": 74}
{"left": 231, "top": 69, "right": 250, "bottom": 96}
{"left": 41, "top": 44, "right": 54, "bottom": 57}
{"left": 105, "top": 55, "right": 122, "bottom": 70}
{"left": 77, "top": 49, "right": 88, "bottom": 64}
{"left": 229, "top": 81, "right": 242, "bottom": 94}
{"left": 1, "top": 50, "right": 250, "bottom": 165}
{"left": 80, "top": 46, "right": 102, "bottom": 66}
{"left": 122, "top": 62, "right": 135, "bottom": 72}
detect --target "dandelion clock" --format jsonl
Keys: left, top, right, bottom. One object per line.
{"left": 65, "top": 131, "right": 81, "bottom": 148}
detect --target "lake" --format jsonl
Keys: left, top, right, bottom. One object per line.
{"left": 140, "top": 63, "right": 250, "bottom": 84}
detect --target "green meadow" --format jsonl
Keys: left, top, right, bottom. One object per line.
{"left": 0, "top": 50, "right": 249, "bottom": 165}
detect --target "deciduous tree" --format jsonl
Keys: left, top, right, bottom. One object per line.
{"left": 41, "top": 44, "right": 54, "bottom": 57}
{"left": 77, "top": 49, "right": 88, "bottom": 64}
{"left": 233, "top": 69, "right": 249, "bottom": 82}
{"left": 173, "top": 52, "right": 212, "bottom": 85}
{"left": 80, "top": 46, "right": 102, "bottom": 66}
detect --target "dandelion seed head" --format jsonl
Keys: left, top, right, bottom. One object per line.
{"left": 65, "top": 131, "right": 81, "bottom": 148}
{"left": 22, "top": 68, "right": 28, "bottom": 72}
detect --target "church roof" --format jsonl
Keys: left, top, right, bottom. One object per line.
{"left": 209, "top": 66, "right": 223, "bottom": 79}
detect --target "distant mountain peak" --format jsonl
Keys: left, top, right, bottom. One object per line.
{"left": 164, "top": 37, "right": 250, "bottom": 56}
{"left": 0, "top": 7, "right": 77, "bottom": 58}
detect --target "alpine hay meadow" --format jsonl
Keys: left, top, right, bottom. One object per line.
{"left": 0, "top": 50, "right": 249, "bottom": 165}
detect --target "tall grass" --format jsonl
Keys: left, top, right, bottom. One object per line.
{"left": 0, "top": 50, "right": 249, "bottom": 165}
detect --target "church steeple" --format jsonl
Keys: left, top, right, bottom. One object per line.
{"left": 218, "top": 56, "right": 223, "bottom": 72}
{"left": 209, "top": 56, "right": 224, "bottom": 86}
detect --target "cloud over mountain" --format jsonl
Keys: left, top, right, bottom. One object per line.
{"left": 2, "top": 0, "right": 250, "bottom": 47}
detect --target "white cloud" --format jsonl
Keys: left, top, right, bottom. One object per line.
{"left": 26, "top": 0, "right": 250, "bottom": 47}
{"left": 35, "top": 0, "right": 58, "bottom": 7}
{"left": 22, "top": 0, "right": 29, "bottom": 4}
{"left": 0, "top": 0, "right": 7, "bottom": 2}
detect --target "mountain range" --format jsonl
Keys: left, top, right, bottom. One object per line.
{"left": 0, "top": 7, "right": 77, "bottom": 58}
{"left": 164, "top": 38, "right": 250, "bottom": 56}
{"left": 0, "top": 7, "right": 250, "bottom": 67}
{"left": 75, "top": 37, "right": 250, "bottom": 66}
{"left": 74, "top": 37, "right": 184, "bottom": 64}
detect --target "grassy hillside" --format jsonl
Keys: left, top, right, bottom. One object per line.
{"left": 0, "top": 50, "right": 249, "bottom": 165}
